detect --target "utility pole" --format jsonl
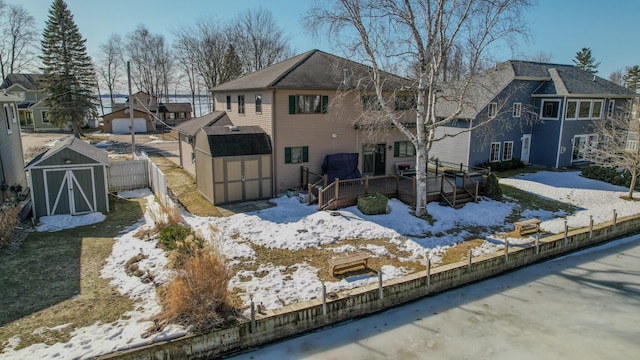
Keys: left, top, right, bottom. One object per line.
{"left": 127, "top": 61, "right": 135, "bottom": 155}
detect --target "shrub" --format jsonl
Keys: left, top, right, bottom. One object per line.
{"left": 166, "top": 234, "right": 205, "bottom": 268}
{"left": 0, "top": 205, "right": 20, "bottom": 250}
{"left": 159, "top": 247, "right": 231, "bottom": 332}
{"left": 477, "top": 158, "right": 525, "bottom": 172}
{"left": 484, "top": 172, "right": 502, "bottom": 200}
{"left": 158, "top": 224, "right": 193, "bottom": 250}
{"left": 357, "top": 193, "right": 388, "bottom": 215}
{"left": 581, "top": 165, "right": 639, "bottom": 188}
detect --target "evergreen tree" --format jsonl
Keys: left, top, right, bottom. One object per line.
{"left": 40, "top": 0, "right": 97, "bottom": 137}
{"left": 623, "top": 65, "right": 640, "bottom": 93}
{"left": 484, "top": 172, "right": 502, "bottom": 201}
{"left": 572, "top": 47, "right": 600, "bottom": 74}
{"left": 220, "top": 44, "right": 243, "bottom": 84}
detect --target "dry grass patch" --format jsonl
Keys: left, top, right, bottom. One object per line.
{"left": 0, "top": 205, "right": 20, "bottom": 250}
{"left": 439, "top": 238, "right": 486, "bottom": 265}
{"left": 0, "top": 197, "right": 144, "bottom": 352}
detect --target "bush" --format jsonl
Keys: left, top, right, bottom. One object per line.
{"left": 159, "top": 247, "right": 230, "bottom": 332}
{"left": 0, "top": 205, "right": 20, "bottom": 250}
{"left": 581, "top": 165, "right": 639, "bottom": 188}
{"left": 158, "top": 224, "right": 193, "bottom": 250}
{"left": 357, "top": 193, "right": 388, "bottom": 215}
{"left": 477, "top": 158, "right": 525, "bottom": 172}
{"left": 166, "top": 234, "right": 205, "bottom": 268}
{"left": 484, "top": 172, "right": 502, "bottom": 201}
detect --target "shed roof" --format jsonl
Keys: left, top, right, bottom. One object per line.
{"left": 213, "top": 49, "right": 412, "bottom": 92}
{"left": 25, "top": 136, "right": 109, "bottom": 169}
{"left": 199, "top": 125, "right": 272, "bottom": 157}
{"left": 174, "top": 111, "right": 233, "bottom": 136}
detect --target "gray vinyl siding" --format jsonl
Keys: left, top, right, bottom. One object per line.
{"left": 429, "top": 124, "right": 471, "bottom": 166}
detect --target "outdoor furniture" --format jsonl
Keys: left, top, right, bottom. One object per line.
{"left": 329, "top": 252, "right": 371, "bottom": 276}
{"left": 514, "top": 218, "right": 541, "bottom": 236}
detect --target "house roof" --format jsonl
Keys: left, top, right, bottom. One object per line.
{"left": 0, "top": 92, "right": 23, "bottom": 103}
{"left": 213, "top": 49, "right": 412, "bottom": 92}
{"left": 199, "top": 125, "right": 272, "bottom": 157}
{"left": 174, "top": 111, "right": 233, "bottom": 136}
{"left": 160, "top": 103, "right": 193, "bottom": 113}
{"left": 25, "top": 136, "right": 109, "bottom": 169}
{"left": 0, "top": 74, "right": 43, "bottom": 91}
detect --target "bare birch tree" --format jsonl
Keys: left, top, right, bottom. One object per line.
{"left": 96, "top": 33, "right": 124, "bottom": 109}
{"left": 307, "top": 0, "right": 532, "bottom": 216}
{"left": 0, "top": 3, "right": 38, "bottom": 79}
{"left": 589, "top": 105, "right": 640, "bottom": 199}
{"left": 232, "top": 8, "right": 293, "bottom": 73}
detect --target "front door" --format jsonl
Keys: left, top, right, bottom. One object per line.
{"left": 521, "top": 134, "right": 531, "bottom": 163}
{"left": 363, "top": 144, "right": 386, "bottom": 176}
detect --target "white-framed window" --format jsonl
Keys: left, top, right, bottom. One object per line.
{"left": 541, "top": 99, "right": 560, "bottom": 119}
{"left": 238, "top": 95, "right": 245, "bottom": 114}
{"left": 255, "top": 94, "right": 262, "bottom": 114}
{"left": 512, "top": 103, "right": 521, "bottom": 118}
{"left": 591, "top": 100, "right": 603, "bottom": 119}
{"left": 9, "top": 104, "right": 17, "bottom": 123}
{"left": 578, "top": 100, "right": 591, "bottom": 119}
{"left": 567, "top": 99, "right": 604, "bottom": 120}
{"left": 226, "top": 95, "right": 231, "bottom": 111}
{"left": 566, "top": 100, "right": 578, "bottom": 119}
{"left": 490, "top": 142, "right": 501, "bottom": 162}
{"left": 42, "top": 110, "right": 49, "bottom": 123}
{"left": 488, "top": 102, "right": 497, "bottom": 118}
{"left": 3, "top": 104, "right": 11, "bottom": 134}
{"left": 503, "top": 141, "right": 514, "bottom": 161}
{"left": 607, "top": 99, "right": 615, "bottom": 118}
{"left": 572, "top": 134, "right": 598, "bottom": 162}
{"left": 626, "top": 132, "right": 638, "bottom": 151}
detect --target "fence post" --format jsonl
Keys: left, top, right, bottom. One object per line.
{"left": 435, "top": 159, "right": 439, "bottom": 176}
{"left": 613, "top": 209, "right": 617, "bottom": 231}
{"left": 589, "top": 215, "right": 593, "bottom": 239}
{"left": 535, "top": 230, "right": 540, "bottom": 254}
{"left": 504, "top": 240, "right": 509, "bottom": 262}
{"left": 378, "top": 269, "right": 383, "bottom": 300}
{"left": 427, "top": 258, "right": 431, "bottom": 288}
{"left": 334, "top": 178, "right": 340, "bottom": 210}
{"left": 474, "top": 182, "right": 479, "bottom": 202}
{"left": 322, "top": 282, "right": 327, "bottom": 316}
{"left": 563, "top": 220, "right": 568, "bottom": 247}
{"left": 467, "top": 245, "right": 472, "bottom": 273}
{"left": 317, "top": 189, "right": 323, "bottom": 211}
{"left": 250, "top": 296, "right": 256, "bottom": 333}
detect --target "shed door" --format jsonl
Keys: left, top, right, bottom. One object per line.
{"left": 224, "top": 158, "right": 263, "bottom": 203}
{"left": 44, "top": 168, "right": 96, "bottom": 216}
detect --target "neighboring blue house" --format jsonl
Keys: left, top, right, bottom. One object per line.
{"left": 431, "top": 60, "right": 638, "bottom": 169}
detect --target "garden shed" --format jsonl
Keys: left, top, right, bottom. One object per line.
{"left": 195, "top": 125, "right": 272, "bottom": 204}
{"left": 25, "top": 136, "right": 110, "bottom": 219}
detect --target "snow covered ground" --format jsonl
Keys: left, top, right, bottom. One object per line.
{"left": 1, "top": 171, "right": 637, "bottom": 359}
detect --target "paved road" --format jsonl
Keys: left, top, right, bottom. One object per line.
{"left": 227, "top": 235, "right": 640, "bottom": 360}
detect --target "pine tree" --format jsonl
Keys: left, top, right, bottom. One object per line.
{"left": 40, "top": 0, "right": 97, "bottom": 137}
{"left": 572, "top": 47, "right": 600, "bottom": 74}
{"left": 220, "top": 44, "right": 243, "bottom": 84}
{"left": 623, "top": 65, "right": 640, "bottom": 93}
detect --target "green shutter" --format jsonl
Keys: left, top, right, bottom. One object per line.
{"left": 285, "top": 147, "right": 292, "bottom": 163}
{"left": 289, "top": 95, "right": 296, "bottom": 114}
{"left": 321, "top": 96, "right": 328, "bottom": 114}
{"left": 302, "top": 146, "right": 309, "bottom": 162}
{"left": 394, "top": 141, "right": 400, "bottom": 157}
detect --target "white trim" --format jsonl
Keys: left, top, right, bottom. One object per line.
{"left": 512, "top": 102, "right": 521, "bottom": 118}
{"left": 540, "top": 99, "right": 561, "bottom": 120}
{"left": 502, "top": 141, "right": 514, "bottom": 161}
{"left": 43, "top": 167, "right": 97, "bottom": 216}
{"left": 490, "top": 142, "right": 501, "bottom": 162}
{"left": 3, "top": 104, "right": 12, "bottom": 134}
{"left": 591, "top": 100, "right": 603, "bottom": 119}
{"left": 488, "top": 102, "right": 497, "bottom": 118}
{"left": 555, "top": 97, "right": 567, "bottom": 168}
{"left": 607, "top": 99, "right": 615, "bottom": 117}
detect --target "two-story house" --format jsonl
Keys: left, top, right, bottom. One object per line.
{"left": 0, "top": 92, "right": 27, "bottom": 205}
{"left": 211, "top": 49, "right": 415, "bottom": 197}
{"left": 429, "top": 61, "right": 638, "bottom": 169}
{"left": 102, "top": 91, "right": 193, "bottom": 133}
{"left": 0, "top": 74, "right": 59, "bottom": 132}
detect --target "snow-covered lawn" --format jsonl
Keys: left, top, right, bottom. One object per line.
{"left": 2, "top": 171, "right": 636, "bottom": 359}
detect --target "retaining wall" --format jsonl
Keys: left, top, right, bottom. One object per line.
{"left": 101, "top": 213, "right": 640, "bottom": 360}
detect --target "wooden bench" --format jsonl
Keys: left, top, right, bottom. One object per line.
{"left": 514, "top": 218, "right": 541, "bottom": 236}
{"left": 328, "top": 252, "right": 371, "bottom": 276}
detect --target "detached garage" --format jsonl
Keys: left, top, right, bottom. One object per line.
{"left": 26, "top": 136, "right": 110, "bottom": 219}
{"left": 195, "top": 125, "right": 272, "bottom": 205}
{"left": 102, "top": 108, "right": 154, "bottom": 134}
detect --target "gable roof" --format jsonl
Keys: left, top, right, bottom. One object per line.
{"left": 25, "top": 136, "right": 109, "bottom": 169}
{"left": 0, "top": 74, "right": 43, "bottom": 91}
{"left": 213, "top": 49, "right": 411, "bottom": 92}
{"left": 174, "top": 111, "right": 233, "bottom": 136}
{"left": 199, "top": 125, "right": 272, "bottom": 157}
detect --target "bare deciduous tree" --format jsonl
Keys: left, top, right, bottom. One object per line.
{"left": 96, "top": 33, "right": 124, "bottom": 109}
{"left": 233, "top": 8, "right": 293, "bottom": 73}
{"left": 609, "top": 68, "right": 625, "bottom": 87}
{"left": 307, "top": 0, "right": 532, "bottom": 216}
{"left": 589, "top": 106, "right": 639, "bottom": 199}
{"left": 126, "top": 25, "right": 174, "bottom": 101}
{"left": 0, "top": 2, "right": 38, "bottom": 79}
{"left": 528, "top": 51, "right": 553, "bottom": 63}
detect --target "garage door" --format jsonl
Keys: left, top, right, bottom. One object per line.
{"left": 112, "top": 118, "right": 147, "bottom": 134}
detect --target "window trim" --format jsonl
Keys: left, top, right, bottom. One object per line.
{"left": 3, "top": 104, "right": 11, "bottom": 134}
{"left": 226, "top": 95, "right": 231, "bottom": 111}
{"left": 488, "top": 102, "right": 497, "bottom": 118}
{"left": 289, "top": 95, "right": 328, "bottom": 114}
{"left": 591, "top": 100, "right": 603, "bottom": 119}
{"left": 255, "top": 94, "right": 262, "bottom": 114}
{"left": 512, "top": 102, "right": 521, "bottom": 118}
{"left": 607, "top": 99, "right": 615, "bottom": 118}
{"left": 490, "top": 142, "right": 501, "bottom": 162}
{"left": 42, "top": 110, "right": 49, "bottom": 123}
{"left": 565, "top": 100, "right": 578, "bottom": 119}
{"left": 540, "top": 99, "right": 560, "bottom": 120}
{"left": 577, "top": 100, "right": 591, "bottom": 120}
{"left": 502, "top": 141, "right": 514, "bottom": 161}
